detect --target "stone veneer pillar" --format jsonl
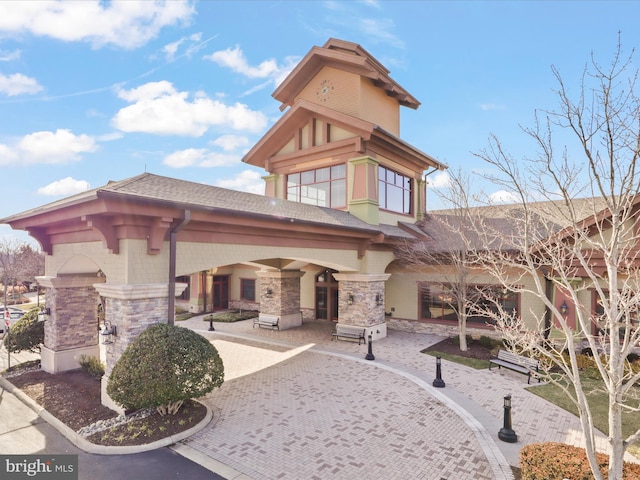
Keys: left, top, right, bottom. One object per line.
{"left": 333, "top": 273, "right": 390, "bottom": 341}
{"left": 255, "top": 270, "right": 303, "bottom": 330}
{"left": 93, "top": 282, "right": 187, "bottom": 412}
{"left": 36, "top": 275, "right": 105, "bottom": 374}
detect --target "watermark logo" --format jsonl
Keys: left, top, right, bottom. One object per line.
{"left": 0, "top": 455, "right": 77, "bottom": 479}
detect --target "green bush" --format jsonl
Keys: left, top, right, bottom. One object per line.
{"left": 478, "top": 335, "right": 496, "bottom": 349}
{"left": 107, "top": 323, "right": 224, "bottom": 415}
{"left": 3, "top": 307, "right": 44, "bottom": 353}
{"left": 520, "top": 442, "right": 640, "bottom": 479}
{"left": 78, "top": 354, "right": 105, "bottom": 381}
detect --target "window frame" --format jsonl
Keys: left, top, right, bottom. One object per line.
{"left": 240, "top": 278, "right": 256, "bottom": 302}
{"left": 378, "top": 165, "right": 412, "bottom": 215}
{"left": 287, "top": 164, "right": 346, "bottom": 208}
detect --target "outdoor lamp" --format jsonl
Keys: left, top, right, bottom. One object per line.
{"left": 101, "top": 322, "right": 117, "bottom": 344}
{"left": 560, "top": 301, "right": 568, "bottom": 315}
{"left": 376, "top": 293, "right": 383, "bottom": 306}
{"left": 498, "top": 394, "right": 518, "bottom": 443}
{"left": 347, "top": 294, "right": 354, "bottom": 305}
{"left": 433, "top": 355, "right": 445, "bottom": 388}
{"left": 265, "top": 288, "right": 273, "bottom": 298}
{"left": 37, "top": 307, "right": 50, "bottom": 322}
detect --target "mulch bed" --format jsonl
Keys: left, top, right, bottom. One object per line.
{"left": 423, "top": 336, "right": 495, "bottom": 360}
{"left": 6, "top": 367, "right": 207, "bottom": 446}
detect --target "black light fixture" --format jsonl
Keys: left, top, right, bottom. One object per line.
{"left": 347, "top": 294, "right": 354, "bottom": 305}
{"left": 498, "top": 394, "right": 518, "bottom": 443}
{"left": 375, "top": 293, "right": 383, "bottom": 306}
{"left": 101, "top": 321, "right": 117, "bottom": 344}
{"left": 433, "top": 355, "right": 445, "bottom": 388}
{"left": 365, "top": 333, "right": 375, "bottom": 361}
{"left": 37, "top": 306, "right": 51, "bottom": 322}
{"left": 560, "top": 301, "right": 568, "bottom": 315}
{"left": 265, "top": 288, "right": 273, "bottom": 298}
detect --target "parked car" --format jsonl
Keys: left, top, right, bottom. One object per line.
{"left": 0, "top": 306, "right": 26, "bottom": 333}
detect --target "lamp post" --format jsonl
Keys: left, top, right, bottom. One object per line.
{"left": 365, "top": 333, "right": 375, "bottom": 361}
{"left": 208, "top": 316, "right": 215, "bottom": 331}
{"left": 498, "top": 394, "right": 518, "bottom": 443}
{"left": 433, "top": 355, "right": 445, "bottom": 388}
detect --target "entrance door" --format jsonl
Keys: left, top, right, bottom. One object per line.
{"left": 212, "top": 275, "right": 229, "bottom": 310}
{"left": 315, "top": 269, "right": 339, "bottom": 321}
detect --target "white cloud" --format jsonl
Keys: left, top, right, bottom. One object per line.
{"left": 0, "top": 49, "right": 21, "bottom": 61}
{"left": 427, "top": 171, "right": 451, "bottom": 189}
{"left": 163, "top": 148, "right": 241, "bottom": 168}
{"left": 479, "top": 103, "right": 506, "bottom": 111}
{"left": 214, "top": 170, "right": 264, "bottom": 195}
{"left": 0, "top": 1, "right": 195, "bottom": 49}
{"left": 488, "top": 190, "right": 519, "bottom": 204}
{"left": 162, "top": 32, "right": 202, "bottom": 61}
{"left": 96, "top": 132, "right": 123, "bottom": 142}
{"left": 112, "top": 81, "right": 268, "bottom": 136}
{"left": 210, "top": 134, "right": 249, "bottom": 152}
{"left": 0, "top": 73, "right": 43, "bottom": 96}
{"left": 38, "top": 177, "right": 90, "bottom": 196}
{"left": 205, "top": 46, "right": 299, "bottom": 88}
{"left": 0, "top": 129, "right": 98, "bottom": 165}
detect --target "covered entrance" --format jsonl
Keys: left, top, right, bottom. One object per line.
{"left": 315, "top": 268, "right": 339, "bottom": 321}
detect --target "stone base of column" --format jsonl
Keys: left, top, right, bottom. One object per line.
{"left": 41, "top": 344, "right": 100, "bottom": 374}
{"left": 366, "top": 322, "right": 387, "bottom": 341}
{"left": 279, "top": 312, "right": 303, "bottom": 330}
{"left": 101, "top": 376, "right": 126, "bottom": 415}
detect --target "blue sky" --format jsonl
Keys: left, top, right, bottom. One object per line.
{"left": 1, "top": 0, "right": 638, "bottom": 243}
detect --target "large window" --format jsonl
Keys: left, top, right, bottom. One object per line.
{"left": 420, "top": 283, "right": 518, "bottom": 325}
{"left": 379, "top": 166, "right": 412, "bottom": 214}
{"left": 240, "top": 279, "right": 256, "bottom": 302}
{"left": 287, "top": 165, "right": 346, "bottom": 208}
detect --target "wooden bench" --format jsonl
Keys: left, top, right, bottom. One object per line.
{"left": 253, "top": 314, "right": 279, "bottom": 330}
{"left": 489, "top": 350, "right": 540, "bottom": 384}
{"left": 331, "top": 324, "right": 366, "bottom": 345}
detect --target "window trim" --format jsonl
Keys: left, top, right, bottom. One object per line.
{"left": 240, "top": 278, "right": 256, "bottom": 302}
{"left": 378, "top": 165, "right": 412, "bottom": 215}
{"left": 287, "top": 164, "right": 346, "bottom": 208}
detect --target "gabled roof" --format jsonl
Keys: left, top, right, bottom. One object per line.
{"left": 242, "top": 99, "right": 446, "bottom": 172}
{"left": 273, "top": 38, "right": 420, "bottom": 111}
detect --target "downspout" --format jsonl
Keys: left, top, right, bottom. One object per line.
{"left": 168, "top": 210, "right": 190, "bottom": 324}
{"left": 422, "top": 167, "right": 440, "bottom": 218}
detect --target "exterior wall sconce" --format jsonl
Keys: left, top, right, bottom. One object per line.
{"left": 560, "top": 301, "right": 568, "bottom": 315}
{"left": 265, "top": 288, "right": 273, "bottom": 298}
{"left": 37, "top": 307, "right": 51, "bottom": 322}
{"left": 347, "top": 294, "right": 354, "bottom": 305}
{"left": 375, "top": 293, "right": 383, "bottom": 306}
{"left": 101, "top": 322, "right": 117, "bottom": 344}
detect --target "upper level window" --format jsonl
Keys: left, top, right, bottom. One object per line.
{"left": 378, "top": 166, "right": 412, "bottom": 214}
{"left": 287, "top": 165, "right": 346, "bottom": 208}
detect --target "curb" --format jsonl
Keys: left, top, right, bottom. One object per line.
{"left": 0, "top": 375, "right": 213, "bottom": 455}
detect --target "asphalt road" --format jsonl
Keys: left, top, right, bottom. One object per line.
{"left": 0, "top": 383, "right": 225, "bottom": 480}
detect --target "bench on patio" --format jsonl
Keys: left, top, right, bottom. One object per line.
{"left": 253, "top": 314, "right": 279, "bottom": 330}
{"left": 489, "top": 350, "right": 540, "bottom": 384}
{"left": 331, "top": 324, "right": 366, "bottom": 345}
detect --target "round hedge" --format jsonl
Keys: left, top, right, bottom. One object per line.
{"left": 3, "top": 307, "right": 43, "bottom": 353}
{"left": 107, "top": 323, "right": 224, "bottom": 412}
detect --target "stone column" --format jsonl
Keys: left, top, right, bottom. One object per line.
{"left": 36, "top": 275, "right": 105, "bottom": 374}
{"left": 93, "top": 282, "right": 187, "bottom": 411}
{"left": 256, "top": 271, "right": 303, "bottom": 329}
{"left": 333, "top": 273, "right": 390, "bottom": 341}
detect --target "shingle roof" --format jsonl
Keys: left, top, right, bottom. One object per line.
{"left": 1, "top": 173, "right": 418, "bottom": 240}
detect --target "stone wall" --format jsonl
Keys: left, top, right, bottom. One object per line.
{"left": 387, "top": 317, "right": 503, "bottom": 340}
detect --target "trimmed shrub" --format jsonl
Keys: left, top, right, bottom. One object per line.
{"left": 520, "top": 442, "right": 640, "bottom": 479}
{"left": 107, "top": 323, "right": 224, "bottom": 415}
{"left": 3, "top": 307, "right": 43, "bottom": 353}
{"left": 78, "top": 354, "right": 105, "bottom": 381}
{"left": 478, "top": 335, "right": 496, "bottom": 349}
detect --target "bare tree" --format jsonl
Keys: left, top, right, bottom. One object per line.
{"left": 469, "top": 39, "right": 640, "bottom": 479}
{"left": 396, "top": 170, "right": 493, "bottom": 351}
{"left": 0, "top": 238, "right": 44, "bottom": 305}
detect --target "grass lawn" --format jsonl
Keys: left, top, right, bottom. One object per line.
{"left": 528, "top": 371, "right": 640, "bottom": 458}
